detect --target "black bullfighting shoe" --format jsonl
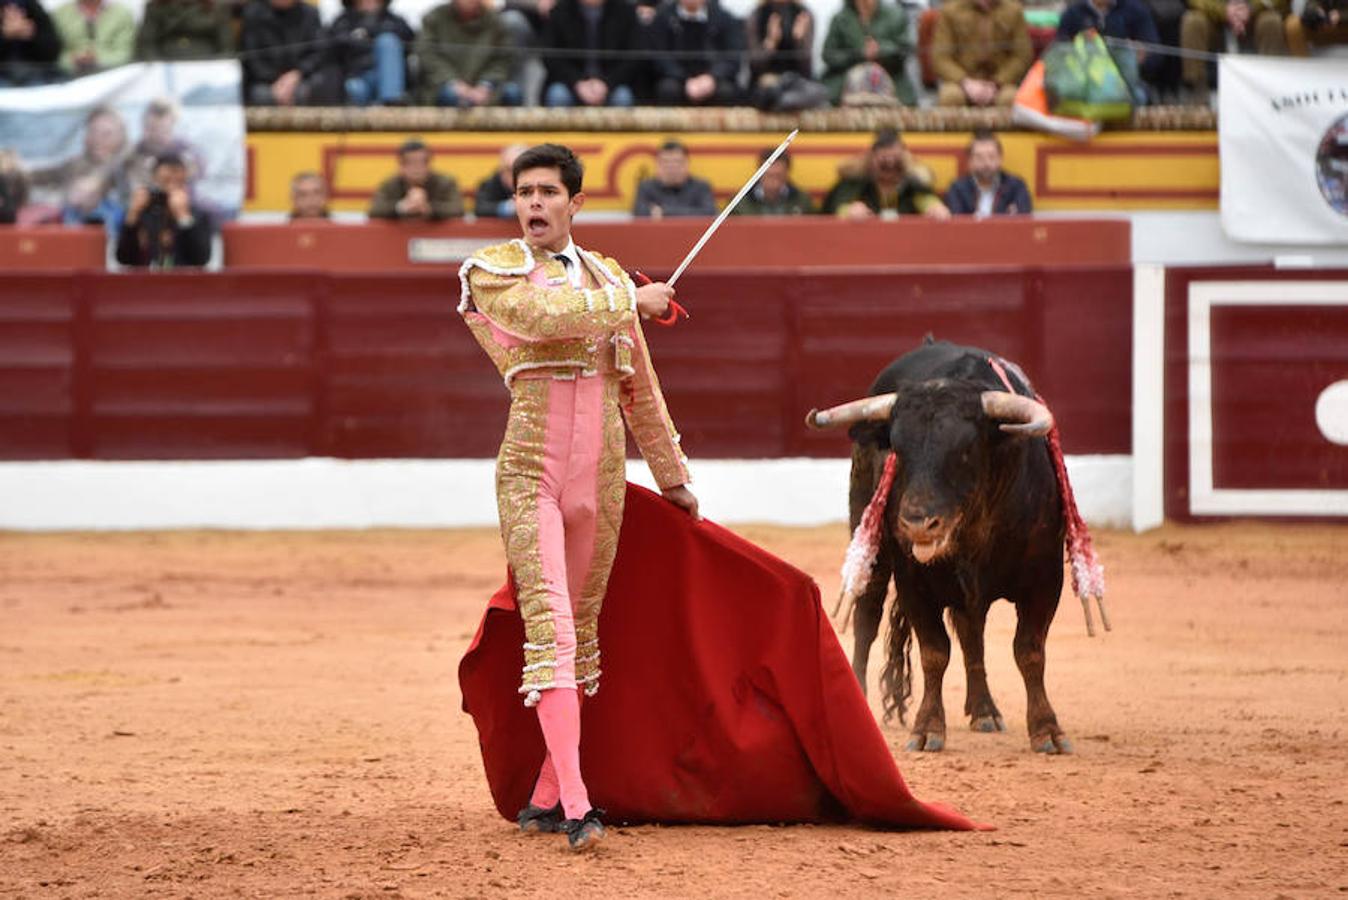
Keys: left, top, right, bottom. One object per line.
{"left": 561, "top": 808, "right": 606, "bottom": 852}
{"left": 516, "top": 802, "right": 563, "bottom": 834}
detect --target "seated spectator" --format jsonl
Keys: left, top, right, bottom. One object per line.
{"left": 821, "top": 0, "right": 915, "bottom": 106}
{"left": 931, "top": 0, "right": 1033, "bottom": 107}
{"left": 417, "top": 0, "right": 522, "bottom": 107}
{"left": 240, "top": 0, "right": 336, "bottom": 106}
{"left": 473, "top": 143, "right": 525, "bottom": 218}
{"left": 368, "top": 138, "right": 464, "bottom": 221}
{"left": 289, "top": 171, "right": 330, "bottom": 220}
{"left": 499, "top": 0, "right": 550, "bottom": 105}
{"left": 541, "top": 0, "right": 640, "bottom": 108}
{"left": 0, "top": 149, "right": 29, "bottom": 224}
{"left": 1141, "top": 0, "right": 1185, "bottom": 101}
{"left": 730, "top": 148, "right": 814, "bottom": 215}
{"left": 747, "top": 0, "right": 828, "bottom": 111}
{"left": 649, "top": 0, "right": 745, "bottom": 106}
{"left": 135, "top": 0, "right": 235, "bottom": 61}
{"left": 1286, "top": 0, "right": 1347, "bottom": 55}
{"left": 122, "top": 99, "right": 205, "bottom": 198}
{"left": 1181, "top": 0, "right": 1287, "bottom": 103}
{"left": 51, "top": 0, "right": 136, "bottom": 77}
{"left": 0, "top": 0, "right": 61, "bottom": 86}
{"left": 1056, "top": 0, "right": 1159, "bottom": 105}
{"left": 329, "top": 0, "right": 413, "bottom": 106}
{"left": 822, "top": 129, "right": 950, "bottom": 220}
{"left": 632, "top": 139, "right": 717, "bottom": 219}
{"left": 943, "top": 129, "right": 1033, "bottom": 217}
{"left": 115, "top": 152, "right": 213, "bottom": 268}
{"left": 29, "top": 104, "right": 129, "bottom": 229}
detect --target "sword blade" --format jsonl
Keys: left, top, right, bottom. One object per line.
{"left": 665, "top": 128, "right": 799, "bottom": 289}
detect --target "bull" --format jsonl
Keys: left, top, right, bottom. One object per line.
{"left": 807, "top": 338, "right": 1105, "bottom": 754}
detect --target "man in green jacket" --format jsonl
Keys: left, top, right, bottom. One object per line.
{"left": 135, "top": 0, "right": 235, "bottom": 61}
{"left": 51, "top": 0, "right": 135, "bottom": 76}
{"left": 821, "top": 0, "right": 916, "bottom": 105}
{"left": 417, "top": 0, "right": 522, "bottom": 106}
{"left": 368, "top": 138, "right": 464, "bottom": 221}
{"left": 931, "top": 0, "right": 1033, "bottom": 107}
{"left": 822, "top": 129, "right": 950, "bottom": 220}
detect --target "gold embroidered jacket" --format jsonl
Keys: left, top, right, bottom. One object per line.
{"left": 459, "top": 238, "right": 691, "bottom": 489}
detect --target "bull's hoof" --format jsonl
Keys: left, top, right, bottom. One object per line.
{"left": 905, "top": 732, "right": 946, "bottom": 752}
{"left": 970, "top": 714, "right": 1006, "bottom": 733}
{"left": 1030, "top": 733, "right": 1074, "bottom": 754}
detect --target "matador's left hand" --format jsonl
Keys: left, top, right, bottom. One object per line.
{"left": 661, "top": 484, "right": 700, "bottom": 521}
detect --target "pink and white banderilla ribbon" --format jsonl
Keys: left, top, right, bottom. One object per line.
{"left": 834, "top": 452, "right": 898, "bottom": 630}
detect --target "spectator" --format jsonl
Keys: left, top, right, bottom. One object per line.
{"left": 473, "top": 143, "right": 525, "bottom": 218}
{"left": 135, "top": 0, "right": 235, "bottom": 61}
{"left": 1141, "top": 0, "right": 1185, "bottom": 100}
{"left": 931, "top": 0, "right": 1033, "bottom": 107}
{"left": 730, "top": 148, "right": 814, "bottom": 216}
{"left": 1181, "top": 0, "right": 1288, "bottom": 103}
{"left": 115, "top": 152, "right": 213, "bottom": 268}
{"left": 368, "top": 138, "right": 464, "bottom": 220}
{"left": 1287, "top": 0, "right": 1348, "bottom": 53}
{"left": 746, "top": 0, "right": 827, "bottom": 110}
{"left": 29, "top": 104, "right": 129, "bottom": 228}
{"left": 417, "top": 0, "right": 523, "bottom": 107}
{"left": 122, "top": 98, "right": 205, "bottom": 198}
{"left": 0, "top": 0, "right": 61, "bottom": 86}
{"left": 51, "top": 0, "right": 136, "bottom": 77}
{"left": 821, "top": 0, "right": 915, "bottom": 106}
{"left": 0, "top": 149, "right": 29, "bottom": 224}
{"left": 541, "top": 0, "right": 640, "bottom": 108}
{"left": 1056, "top": 0, "right": 1160, "bottom": 104}
{"left": 632, "top": 139, "right": 717, "bottom": 219}
{"left": 499, "top": 0, "right": 551, "bottom": 105}
{"left": 822, "top": 129, "right": 950, "bottom": 220}
{"left": 329, "top": 0, "right": 413, "bottom": 106}
{"left": 649, "top": 0, "right": 745, "bottom": 106}
{"left": 239, "top": 0, "right": 336, "bottom": 106}
{"left": 943, "top": 129, "right": 1033, "bottom": 217}
{"left": 289, "top": 170, "right": 329, "bottom": 219}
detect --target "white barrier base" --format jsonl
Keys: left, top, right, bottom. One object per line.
{"left": 0, "top": 456, "right": 1132, "bottom": 531}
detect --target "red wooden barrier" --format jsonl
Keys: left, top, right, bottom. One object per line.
{"left": 0, "top": 266, "right": 1133, "bottom": 461}
{"left": 222, "top": 218, "right": 1131, "bottom": 272}
{"left": 0, "top": 226, "right": 105, "bottom": 271}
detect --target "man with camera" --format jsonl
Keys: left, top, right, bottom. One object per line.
{"left": 115, "top": 152, "right": 212, "bottom": 268}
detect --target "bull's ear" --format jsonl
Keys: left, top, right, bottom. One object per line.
{"left": 848, "top": 420, "right": 890, "bottom": 450}
{"left": 980, "top": 391, "right": 1053, "bottom": 437}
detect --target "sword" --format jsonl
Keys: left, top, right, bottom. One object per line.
{"left": 641, "top": 129, "right": 800, "bottom": 326}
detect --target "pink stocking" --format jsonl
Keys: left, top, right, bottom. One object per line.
{"left": 529, "top": 753, "right": 560, "bottom": 809}
{"left": 535, "top": 687, "right": 590, "bottom": 820}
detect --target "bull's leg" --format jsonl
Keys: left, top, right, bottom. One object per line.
{"left": 850, "top": 548, "right": 891, "bottom": 695}
{"left": 904, "top": 600, "right": 951, "bottom": 752}
{"left": 950, "top": 605, "right": 1005, "bottom": 733}
{"left": 1013, "top": 600, "right": 1073, "bottom": 754}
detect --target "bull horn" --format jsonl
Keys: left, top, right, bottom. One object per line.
{"left": 805, "top": 393, "right": 898, "bottom": 430}
{"left": 981, "top": 391, "right": 1054, "bottom": 436}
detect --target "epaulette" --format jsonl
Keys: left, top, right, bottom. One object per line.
{"left": 468, "top": 239, "right": 533, "bottom": 275}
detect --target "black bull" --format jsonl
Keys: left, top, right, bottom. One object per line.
{"left": 808, "top": 339, "right": 1073, "bottom": 754}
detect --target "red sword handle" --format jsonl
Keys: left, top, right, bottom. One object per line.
{"left": 631, "top": 270, "right": 688, "bottom": 328}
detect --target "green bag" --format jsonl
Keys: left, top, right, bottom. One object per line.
{"left": 1042, "top": 31, "right": 1135, "bottom": 122}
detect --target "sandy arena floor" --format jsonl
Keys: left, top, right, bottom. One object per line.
{"left": 1, "top": 520, "right": 1345, "bottom": 898}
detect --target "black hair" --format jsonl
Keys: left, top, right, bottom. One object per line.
{"left": 154, "top": 151, "right": 187, "bottom": 170}
{"left": 759, "top": 147, "right": 790, "bottom": 167}
{"left": 872, "top": 127, "right": 902, "bottom": 152}
{"left": 398, "top": 138, "right": 429, "bottom": 158}
{"left": 511, "top": 143, "right": 584, "bottom": 196}
{"left": 659, "top": 139, "right": 689, "bottom": 156}
{"left": 968, "top": 127, "right": 1003, "bottom": 155}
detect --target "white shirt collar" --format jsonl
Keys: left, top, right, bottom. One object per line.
{"left": 553, "top": 238, "right": 583, "bottom": 287}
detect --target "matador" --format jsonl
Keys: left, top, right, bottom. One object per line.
{"left": 458, "top": 143, "right": 699, "bottom": 851}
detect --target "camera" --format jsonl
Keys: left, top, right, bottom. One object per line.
{"left": 147, "top": 188, "right": 168, "bottom": 207}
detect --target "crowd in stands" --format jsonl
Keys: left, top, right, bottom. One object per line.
{"left": 2, "top": 0, "right": 1344, "bottom": 106}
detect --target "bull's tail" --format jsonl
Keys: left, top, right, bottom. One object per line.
{"left": 880, "top": 600, "right": 913, "bottom": 725}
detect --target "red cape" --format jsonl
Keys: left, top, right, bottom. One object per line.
{"left": 459, "top": 483, "right": 980, "bottom": 830}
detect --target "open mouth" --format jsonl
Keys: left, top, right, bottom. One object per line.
{"left": 526, "top": 215, "right": 549, "bottom": 236}
{"left": 907, "top": 533, "right": 953, "bottom": 564}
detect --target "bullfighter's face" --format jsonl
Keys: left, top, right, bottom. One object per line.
{"left": 886, "top": 387, "right": 991, "bottom": 564}
{"left": 514, "top": 165, "right": 585, "bottom": 254}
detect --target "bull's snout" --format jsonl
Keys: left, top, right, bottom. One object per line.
{"left": 898, "top": 513, "right": 945, "bottom": 541}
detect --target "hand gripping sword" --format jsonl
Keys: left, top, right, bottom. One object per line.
{"left": 639, "top": 129, "right": 800, "bottom": 326}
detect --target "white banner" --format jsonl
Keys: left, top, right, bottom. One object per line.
{"left": 1218, "top": 56, "right": 1348, "bottom": 245}
{"left": 0, "top": 61, "right": 244, "bottom": 227}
